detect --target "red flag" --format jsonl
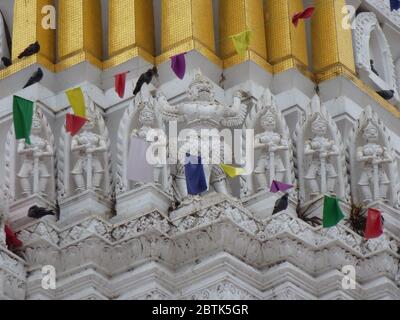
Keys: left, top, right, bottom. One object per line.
{"left": 115, "top": 72, "right": 128, "bottom": 98}
{"left": 5, "top": 225, "right": 23, "bottom": 249}
{"left": 66, "top": 113, "right": 87, "bottom": 136}
{"left": 292, "top": 7, "right": 315, "bottom": 27}
{"left": 365, "top": 208, "right": 384, "bottom": 239}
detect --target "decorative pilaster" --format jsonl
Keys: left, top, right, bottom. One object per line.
{"left": 104, "top": 0, "right": 155, "bottom": 69}
{"left": 219, "top": 0, "right": 270, "bottom": 71}
{"left": 265, "top": 0, "right": 309, "bottom": 74}
{"left": 157, "top": 0, "right": 220, "bottom": 67}
{"left": 311, "top": 0, "right": 356, "bottom": 82}
{"left": 56, "top": 0, "right": 103, "bottom": 72}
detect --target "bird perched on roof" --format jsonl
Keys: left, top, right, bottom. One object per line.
{"left": 133, "top": 67, "right": 158, "bottom": 96}
{"left": 376, "top": 89, "right": 394, "bottom": 100}
{"left": 28, "top": 206, "right": 56, "bottom": 219}
{"left": 272, "top": 193, "right": 289, "bottom": 215}
{"left": 18, "top": 41, "right": 40, "bottom": 59}
{"left": 1, "top": 56, "right": 11, "bottom": 67}
{"left": 23, "top": 67, "right": 43, "bottom": 89}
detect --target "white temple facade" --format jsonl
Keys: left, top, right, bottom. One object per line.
{"left": 0, "top": 0, "right": 399, "bottom": 300}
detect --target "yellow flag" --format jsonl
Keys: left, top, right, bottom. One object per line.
{"left": 231, "top": 30, "right": 252, "bottom": 56}
{"left": 66, "top": 88, "right": 86, "bottom": 117}
{"left": 221, "top": 164, "right": 245, "bottom": 178}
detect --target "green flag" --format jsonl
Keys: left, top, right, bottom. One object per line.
{"left": 231, "top": 30, "right": 252, "bottom": 56}
{"left": 323, "top": 195, "right": 345, "bottom": 228}
{"left": 13, "top": 96, "right": 34, "bottom": 145}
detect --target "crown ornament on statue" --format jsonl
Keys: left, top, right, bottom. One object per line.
{"left": 261, "top": 104, "right": 278, "bottom": 124}
{"left": 31, "top": 106, "right": 42, "bottom": 130}
{"left": 359, "top": 106, "right": 379, "bottom": 133}
{"left": 187, "top": 69, "right": 215, "bottom": 102}
{"left": 308, "top": 94, "right": 329, "bottom": 128}
{"left": 82, "top": 93, "right": 97, "bottom": 123}
{"left": 362, "top": 120, "right": 379, "bottom": 136}
{"left": 311, "top": 112, "right": 328, "bottom": 129}
{"left": 139, "top": 102, "right": 155, "bottom": 125}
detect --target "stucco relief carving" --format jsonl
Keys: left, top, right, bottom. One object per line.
{"left": 189, "top": 281, "right": 256, "bottom": 300}
{"left": 241, "top": 89, "right": 294, "bottom": 197}
{"left": 156, "top": 71, "right": 247, "bottom": 203}
{"left": 294, "top": 95, "right": 349, "bottom": 202}
{"left": 116, "top": 87, "right": 172, "bottom": 195}
{"left": 365, "top": 0, "right": 400, "bottom": 30}
{"left": 58, "top": 97, "right": 112, "bottom": 201}
{"left": 4, "top": 105, "right": 56, "bottom": 202}
{"left": 347, "top": 106, "right": 398, "bottom": 206}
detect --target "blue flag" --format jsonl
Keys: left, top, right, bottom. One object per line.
{"left": 185, "top": 154, "right": 208, "bottom": 195}
{"left": 390, "top": 0, "right": 400, "bottom": 11}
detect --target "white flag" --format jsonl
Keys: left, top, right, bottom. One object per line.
{"left": 127, "top": 136, "right": 154, "bottom": 183}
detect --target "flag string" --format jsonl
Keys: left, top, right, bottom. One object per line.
{"left": 38, "top": 62, "right": 152, "bottom": 103}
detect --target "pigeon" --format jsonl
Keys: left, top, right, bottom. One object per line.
{"left": 18, "top": 41, "right": 40, "bottom": 59}
{"left": 272, "top": 193, "right": 289, "bottom": 215}
{"left": 0, "top": 9, "right": 12, "bottom": 54}
{"left": 1, "top": 56, "right": 11, "bottom": 67}
{"left": 23, "top": 67, "right": 43, "bottom": 88}
{"left": 370, "top": 60, "right": 379, "bottom": 76}
{"left": 133, "top": 67, "right": 158, "bottom": 96}
{"left": 28, "top": 206, "right": 55, "bottom": 219}
{"left": 376, "top": 90, "right": 394, "bottom": 100}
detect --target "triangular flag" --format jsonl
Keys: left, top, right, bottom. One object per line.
{"left": 270, "top": 180, "right": 293, "bottom": 193}
{"left": 390, "top": 0, "right": 400, "bottom": 11}
{"left": 115, "top": 72, "right": 128, "bottom": 98}
{"left": 220, "top": 164, "right": 245, "bottom": 178}
{"left": 66, "top": 113, "right": 87, "bottom": 136}
{"left": 66, "top": 88, "right": 86, "bottom": 117}
{"left": 13, "top": 96, "right": 34, "bottom": 145}
{"left": 292, "top": 7, "right": 315, "bottom": 27}
{"left": 365, "top": 208, "right": 384, "bottom": 239}
{"left": 323, "top": 196, "right": 345, "bottom": 228}
{"left": 231, "top": 30, "right": 252, "bottom": 56}
{"left": 171, "top": 53, "right": 186, "bottom": 80}
{"left": 272, "top": 193, "right": 289, "bottom": 215}
{"left": 127, "top": 136, "right": 154, "bottom": 183}
{"left": 5, "top": 225, "right": 23, "bottom": 249}
{"left": 185, "top": 154, "right": 208, "bottom": 195}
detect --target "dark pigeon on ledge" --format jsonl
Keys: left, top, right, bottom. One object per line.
{"left": 18, "top": 41, "right": 40, "bottom": 59}
{"left": 1, "top": 56, "right": 11, "bottom": 67}
{"left": 376, "top": 90, "right": 394, "bottom": 100}
{"left": 272, "top": 193, "right": 289, "bottom": 215}
{"left": 133, "top": 67, "right": 158, "bottom": 96}
{"left": 23, "top": 68, "right": 43, "bottom": 88}
{"left": 28, "top": 206, "right": 55, "bottom": 219}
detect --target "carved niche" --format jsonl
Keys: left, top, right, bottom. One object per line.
{"left": 116, "top": 86, "right": 172, "bottom": 196}
{"left": 347, "top": 106, "right": 399, "bottom": 206}
{"left": 353, "top": 12, "right": 399, "bottom": 100}
{"left": 240, "top": 89, "right": 295, "bottom": 197}
{"left": 294, "top": 95, "right": 349, "bottom": 203}
{"left": 4, "top": 105, "right": 56, "bottom": 203}
{"left": 57, "top": 96, "right": 112, "bottom": 201}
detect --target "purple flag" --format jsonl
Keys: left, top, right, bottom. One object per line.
{"left": 127, "top": 136, "right": 154, "bottom": 183}
{"left": 270, "top": 180, "right": 293, "bottom": 193}
{"left": 390, "top": 0, "right": 400, "bottom": 11}
{"left": 171, "top": 53, "right": 186, "bottom": 80}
